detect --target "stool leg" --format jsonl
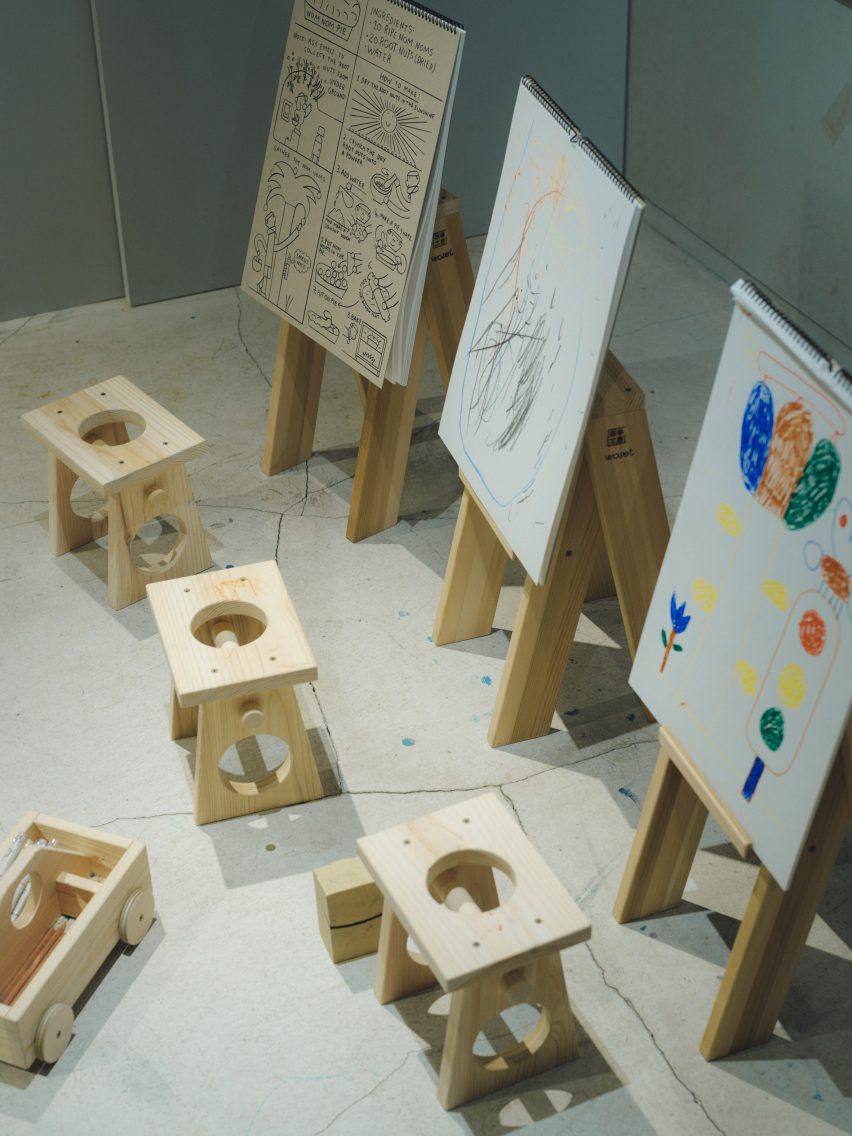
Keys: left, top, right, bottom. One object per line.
{"left": 155, "top": 464, "right": 212, "bottom": 579}
{"left": 107, "top": 485, "right": 146, "bottom": 609}
{"left": 438, "top": 952, "right": 578, "bottom": 1110}
{"left": 107, "top": 465, "right": 212, "bottom": 609}
{"left": 170, "top": 686, "right": 198, "bottom": 741}
{"left": 374, "top": 903, "right": 436, "bottom": 1005}
{"left": 193, "top": 685, "right": 325, "bottom": 825}
{"left": 48, "top": 454, "right": 105, "bottom": 555}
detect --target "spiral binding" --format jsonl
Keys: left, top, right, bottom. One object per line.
{"left": 521, "top": 75, "right": 643, "bottom": 205}
{"left": 735, "top": 280, "right": 851, "bottom": 395}
{"left": 388, "top": 0, "right": 463, "bottom": 32}
{"left": 521, "top": 75, "right": 581, "bottom": 142}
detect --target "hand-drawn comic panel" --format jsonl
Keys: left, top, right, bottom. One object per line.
{"left": 272, "top": 25, "right": 351, "bottom": 173}
{"left": 302, "top": 0, "right": 365, "bottom": 43}
{"left": 349, "top": 85, "right": 429, "bottom": 167}
{"left": 247, "top": 155, "right": 328, "bottom": 322}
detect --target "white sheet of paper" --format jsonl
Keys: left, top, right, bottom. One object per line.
{"left": 439, "top": 77, "right": 643, "bottom": 584}
{"left": 630, "top": 281, "right": 852, "bottom": 889}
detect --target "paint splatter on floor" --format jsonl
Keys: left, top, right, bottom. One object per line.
{"left": 619, "top": 785, "right": 639, "bottom": 806}
{"left": 398, "top": 610, "right": 409, "bottom": 617}
{"left": 402, "top": 737, "right": 415, "bottom": 747}
{"left": 481, "top": 675, "right": 492, "bottom": 686}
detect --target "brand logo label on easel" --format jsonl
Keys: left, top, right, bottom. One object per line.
{"left": 605, "top": 425, "right": 635, "bottom": 460}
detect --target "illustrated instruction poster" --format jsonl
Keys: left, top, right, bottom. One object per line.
{"left": 243, "top": 0, "right": 461, "bottom": 383}
{"left": 631, "top": 281, "right": 852, "bottom": 889}
{"left": 439, "top": 77, "right": 643, "bottom": 585}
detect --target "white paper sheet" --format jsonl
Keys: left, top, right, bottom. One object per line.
{"left": 439, "top": 77, "right": 643, "bottom": 584}
{"left": 630, "top": 281, "right": 852, "bottom": 889}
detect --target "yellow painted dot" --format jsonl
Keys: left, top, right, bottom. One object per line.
{"left": 735, "top": 660, "right": 757, "bottom": 695}
{"left": 716, "top": 503, "right": 741, "bottom": 537}
{"left": 692, "top": 578, "right": 717, "bottom": 613}
{"left": 762, "top": 580, "right": 788, "bottom": 611}
{"left": 778, "top": 663, "right": 806, "bottom": 709}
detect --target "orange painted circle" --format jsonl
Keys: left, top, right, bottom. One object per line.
{"left": 799, "top": 609, "right": 826, "bottom": 656}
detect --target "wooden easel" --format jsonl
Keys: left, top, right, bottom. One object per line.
{"left": 433, "top": 352, "right": 670, "bottom": 746}
{"left": 261, "top": 189, "right": 474, "bottom": 542}
{"left": 614, "top": 724, "right": 851, "bottom": 1058}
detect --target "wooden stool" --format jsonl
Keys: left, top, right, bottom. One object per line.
{"left": 146, "top": 560, "right": 326, "bottom": 825}
{"left": 357, "top": 793, "right": 590, "bottom": 1109}
{"left": 21, "top": 375, "right": 211, "bottom": 609}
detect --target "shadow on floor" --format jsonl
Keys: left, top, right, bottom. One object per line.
{"left": 375, "top": 984, "right": 643, "bottom": 1134}
{"left": 0, "top": 918, "right": 164, "bottom": 1125}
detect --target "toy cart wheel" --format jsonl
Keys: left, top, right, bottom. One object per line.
{"left": 118, "top": 889, "right": 155, "bottom": 946}
{"left": 35, "top": 1003, "right": 74, "bottom": 1064}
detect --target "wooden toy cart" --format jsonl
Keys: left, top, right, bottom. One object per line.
{"left": 0, "top": 813, "right": 155, "bottom": 1068}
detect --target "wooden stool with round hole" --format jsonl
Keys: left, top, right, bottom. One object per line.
{"left": 147, "top": 560, "right": 326, "bottom": 825}
{"left": 357, "top": 793, "right": 591, "bottom": 1110}
{"left": 21, "top": 375, "right": 211, "bottom": 609}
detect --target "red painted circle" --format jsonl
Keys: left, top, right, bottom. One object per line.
{"left": 799, "top": 609, "right": 826, "bottom": 656}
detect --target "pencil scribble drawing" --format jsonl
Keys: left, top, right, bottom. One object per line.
{"left": 439, "top": 78, "right": 644, "bottom": 584}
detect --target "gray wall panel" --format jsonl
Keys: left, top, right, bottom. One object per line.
{"left": 436, "top": 0, "right": 629, "bottom": 236}
{"left": 92, "top": 0, "right": 628, "bottom": 305}
{"left": 92, "top": 0, "right": 293, "bottom": 307}
{"left": 0, "top": 2, "right": 122, "bottom": 321}
{"left": 626, "top": 0, "right": 852, "bottom": 352}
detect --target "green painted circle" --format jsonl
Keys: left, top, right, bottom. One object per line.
{"left": 759, "top": 707, "right": 785, "bottom": 752}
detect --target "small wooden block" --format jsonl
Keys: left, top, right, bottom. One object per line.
{"left": 314, "top": 857, "right": 383, "bottom": 963}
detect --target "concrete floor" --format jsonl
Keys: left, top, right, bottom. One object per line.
{"left": 1, "top": 225, "right": 849, "bottom": 1135}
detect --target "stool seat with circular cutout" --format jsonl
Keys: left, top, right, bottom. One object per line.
{"left": 147, "top": 561, "right": 317, "bottom": 706}
{"left": 358, "top": 793, "right": 590, "bottom": 1109}
{"left": 21, "top": 376, "right": 211, "bottom": 608}
{"left": 21, "top": 375, "right": 207, "bottom": 494}
{"left": 147, "top": 561, "right": 326, "bottom": 826}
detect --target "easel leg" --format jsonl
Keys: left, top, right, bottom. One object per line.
{"left": 262, "top": 322, "right": 326, "bottom": 476}
{"left": 346, "top": 314, "right": 428, "bottom": 542}
{"left": 433, "top": 489, "right": 508, "bottom": 645}
{"left": 612, "top": 733, "right": 708, "bottom": 923}
{"left": 352, "top": 371, "right": 369, "bottom": 408}
{"left": 422, "top": 199, "right": 475, "bottom": 391}
{"left": 488, "top": 458, "right": 601, "bottom": 747}
{"left": 701, "top": 743, "right": 850, "bottom": 1059}
{"left": 374, "top": 903, "right": 436, "bottom": 1005}
{"left": 585, "top": 406, "right": 669, "bottom": 656}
